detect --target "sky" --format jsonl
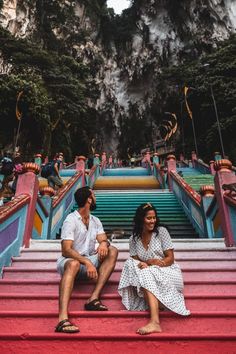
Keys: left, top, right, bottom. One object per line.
{"left": 107, "top": 0, "right": 131, "bottom": 14}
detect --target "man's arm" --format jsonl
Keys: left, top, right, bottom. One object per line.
{"left": 96, "top": 233, "right": 110, "bottom": 261}
{"left": 54, "top": 161, "right": 61, "bottom": 178}
{"left": 62, "top": 240, "right": 97, "bottom": 279}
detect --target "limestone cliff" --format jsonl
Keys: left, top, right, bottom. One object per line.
{"left": 0, "top": 0, "right": 235, "bottom": 158}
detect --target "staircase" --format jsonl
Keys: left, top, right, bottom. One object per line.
{"left": 0, "top": 239, "right": 236, "bottom": 353}
{"left": 92, "top": 190, "right": 199, "bottom": 239}
{"left": 92, "top": 167, "right": 198, "bottom": 239}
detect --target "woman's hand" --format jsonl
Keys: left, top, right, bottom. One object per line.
{"left": 147, "top": 258, "right": 166, "bottom": 267}
{"left": 138, "top": 261, "right": 148, "bottom": 269}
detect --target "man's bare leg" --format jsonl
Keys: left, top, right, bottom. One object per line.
{"left": 58, "top": 260, "right": 80, "bottom": 330}
{"left": 137, "top": 289, "right": 162, "bottom": 335}
{"left": 87, "top": 246, "right": 118, "bottom": 303}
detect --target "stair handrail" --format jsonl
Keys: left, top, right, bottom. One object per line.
{"left": 170, "top": 171, "right": 201, "bottom": 205}
{"left": 0, "top": 194, "right": 31, "bottom": 276}
{"left": 153, "top": 163, "right": 167, "bottom": 189}
{"left": 88, "top": 164, "right": 101, "bottom": 188}
{"left": 169, "top": 170, "right": 206, "bottom": 237}
{"left": 194, "top": 159, "right": 211, "bottom": 174}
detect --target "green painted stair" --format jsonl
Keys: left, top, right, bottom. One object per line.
{"left": 177, "top": 167, "right": 214, "bottom": 192}
{"left": 90, "top": 191, "right": 200, "bottom": 239}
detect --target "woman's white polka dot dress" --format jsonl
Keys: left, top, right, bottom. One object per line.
{"left": 118, "top": 227, "right": 190, "bottom": 316}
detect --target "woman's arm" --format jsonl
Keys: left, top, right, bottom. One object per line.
{"left": 146, "top": 249, "right": 174, "bottom": 267}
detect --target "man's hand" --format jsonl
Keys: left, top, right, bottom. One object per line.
{"left": 85, "top": 261, "right": 98, "bottom": 279}
{"left": 138, "top": 261, "right": 148, "bottom": 269}
{"left": 97, "top": 242, "right": 109, "bottom": 262}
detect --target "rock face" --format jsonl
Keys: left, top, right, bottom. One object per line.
{"left": 0, "top": 0, "right": 236, "bottom": 155}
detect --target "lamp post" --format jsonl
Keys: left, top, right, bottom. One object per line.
{"left": 202, "top": 63, "right": 226, "bottom": 158}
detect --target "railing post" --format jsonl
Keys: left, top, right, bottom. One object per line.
{"left": 39, "top": 187, "right": 55, "bottom": 239}
{"left": 153, "top": 153, "right": 159, "bottom": 164}
{"left": 214, "top": 152, "right": 222, "bottom": 161}
{"left": 166, "top": 155, "right": 176, "bottom": 191}
{"left": 145, "top": 151, "right": 151, "bottom": 163}
{"left": 93, "top": 153, "right": 100, "bottom": 166}
{"left": 214, "top": 159, "right": 236, "bottom": 247}
{"left": 101, "top": 152, "right": 107, "bottom": 168}
{"left": 200, "top": 186, "right": 215, "bottom": 237}
{"left": 15, "top": 163, "right": 40, "bottom": 247}
{"left": 76, "top": 155, "right": 86, "bottom": 172}
{"left": 75, "top": 156, "right": 86, "bottom": 186}
{"left": 209, "top": 160, "right": 216, "bottom": 175}
{"left": 34, "top": 153, "right": 42, "bottom": 167}
{"left": 191, "top": 151, "right": 197, "bottom": 168}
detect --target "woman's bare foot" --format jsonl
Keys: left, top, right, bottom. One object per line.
{"left": 136, "top": 321, "right": 162, "bottom": 335}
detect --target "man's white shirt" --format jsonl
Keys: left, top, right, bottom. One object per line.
{"left": 60, "top": 210, "right": 105, "bottom": 256}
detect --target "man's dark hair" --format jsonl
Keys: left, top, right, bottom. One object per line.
{"left": 74, "top": 186, "right": 92, "bottom": 207}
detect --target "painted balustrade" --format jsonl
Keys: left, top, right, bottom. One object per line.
{"left": 200, "top": 186, "right": 220, "bottom": 238}
{"left": 0, "top": 194, "right": 30, "bottom": 276}
{"left": 170, "top": 170, "right": 205, "bottom": 237}
{"left": 0, "top": 162, "right": 40, "bottom": 275}
{"left": 194, "top": 159, "right": 211, "bottom": 174}
{"left": 33, "top": 170, "right": 85, "bottom": 240}
{"left": 213, "top": 159, "right": 236, "bottom": 246}
{"left": 145, "top": 159, "right": 153, "bottom": 175}
{"left": 88, "top": 164, "right": 101, "bottom": 188}
{"left": 153, "top": 163, "right": 167, "bottom": 189}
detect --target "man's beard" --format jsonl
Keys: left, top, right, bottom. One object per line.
{"left": 90, "top": 201, "right": 97, "bottom": 211}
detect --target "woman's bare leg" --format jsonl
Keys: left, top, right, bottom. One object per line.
{"left": 137, "top": 289, "right": 162, "bottom": 335}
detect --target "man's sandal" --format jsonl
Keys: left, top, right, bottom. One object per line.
{"left": 84, "top": 298, "right": 108, "bottom": 311}
{"left": 55, "top": 319, "right": 80, "bottom": 333}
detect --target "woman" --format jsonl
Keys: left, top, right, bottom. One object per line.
{"left": 118, "top": 203, "right": 190, "bottom": 335}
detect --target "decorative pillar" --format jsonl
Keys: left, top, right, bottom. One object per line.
{"left": 39, "top": 186, "right": 55, "bottom": 198}
{"left": 39, "top": 187, "right": 55, "bottom": 239}
{"left": 101, "top": 152, "right": 107, "bottom": 168}
{"left": 191, "top": 151, "right": 197, "bottom": 168}
{"left": 214, "top": 152, "right": 222, "bottom": 161}
{"left": 108, "top": 155, "right": 113, "bottom": 168}
{"left": 153, "top": 153, "right": 159, "bottom": 165}
{"left": 15, "top": 163, "right": 40, "bottom": 248}
{"left": 34, "top": 153, "right": 42, "bottom": 167}
{"left": 145, "top": 151, "right": 151, "bottom": 162}
{"left": 214, "top": 159, "right": 235, "bottom": 247}
{"left": 200, "top": 185, "right": 215, "bottom": 238}
{"left": 179, "top": 153, "right": 184, "bottom": 162}
{"left": 166, "top": 155, "right": 176, "bottom": 191}
{"left": 76, "top": 156, "right": 86, "bottom": 172}
{"left": 209, "top": 160, "right": 215, "bottom": 175}
{"left": 93, "top": 153, "right": 100, "bottom": 166}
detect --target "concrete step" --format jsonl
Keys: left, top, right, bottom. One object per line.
{"left": 3, "top": 269, "right": 236, "bottom": 282}
{"left": 0, "top": 293, "right": 235, "bottom": 312}
{"left": 0, "top": 311, "right": 235, "bottom": 335}
{"left": 0, "top": 279, "right": 235, "bottom": 295}
{"left": 9, "top": 260, "right": 236, "bottom": 270}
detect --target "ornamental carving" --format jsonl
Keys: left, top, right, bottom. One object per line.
{"left": 214, "top": 159, "right": 232, "bottom": 172}
{"left": 200, "top": 185, "right": 215, "bottom": 197}
{"left": 39, "top": 187, "right": 55, "bottom": 197}
{"left": 167, "top": 155, "right": 176, "bottom": 161}
{"left": 22, "top": 162, "right": 40, "bottom": 174}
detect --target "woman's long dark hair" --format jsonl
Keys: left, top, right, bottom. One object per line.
{"left": 132, "top": 203, "right": 160, "bottom": 239}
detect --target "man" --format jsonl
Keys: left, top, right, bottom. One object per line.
{"left": 47, "top": 153, "right": 63, "bottom": 190}
{"left": 56, "top": 186, "right": 118, "bottom": 333}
